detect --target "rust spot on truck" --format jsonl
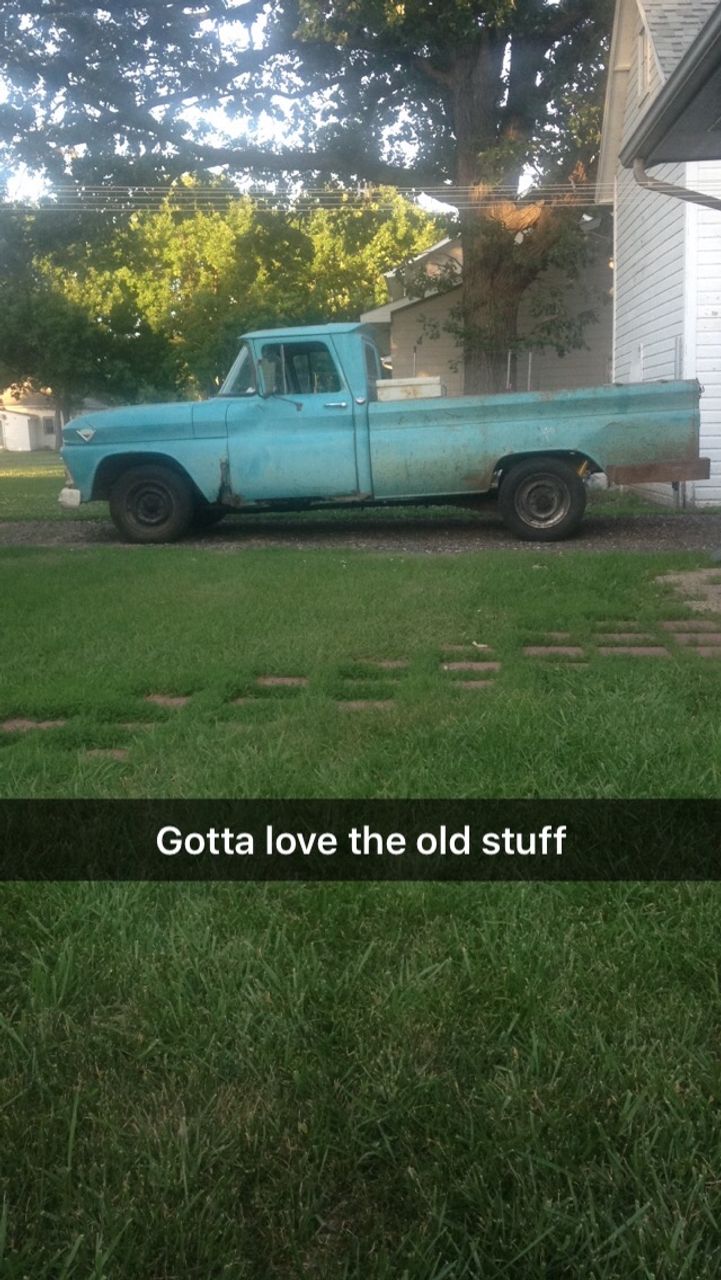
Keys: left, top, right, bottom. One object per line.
{"left": 218, "top": 458, "right": 258, "bottom": 508}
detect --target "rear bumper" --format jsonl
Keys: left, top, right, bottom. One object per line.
{"left": 605, "top": 459, "right": 710, "bottom": 485}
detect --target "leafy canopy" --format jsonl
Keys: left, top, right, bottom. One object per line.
{"left": 0, "top": 185, "right": 441, "bottom": 403}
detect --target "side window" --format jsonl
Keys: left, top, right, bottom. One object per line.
{"left": 363, "top": 343, "right": 381, "bottom": 401}
{"left": 260, "top": 341, "right": 342, "bottom": 395}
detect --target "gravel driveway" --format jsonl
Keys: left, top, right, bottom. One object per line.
{"left": 2, "top": 510, "right": 721, "bottom": 554}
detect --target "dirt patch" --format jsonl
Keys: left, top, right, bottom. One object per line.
{"left": 441, "top": 660, "right": 502, "bottom": 672}
{"left": 356, "top": 658, "right": 409, "bottom": 670}
{"left": 597, "top": 646, "right": 670, "bottom": 658}
{"left": 595, "top": 632, "right": 656, "bottom": 643}
{"left": 523, "top": 646, "right": 585, "bottom": 658}
{"left": 672, "top": 632, "right": 721, "bottom": 645}
{"left": 657, "top": 569, "right": 721, "bottom": 613}
{"left": 660, "top": 618, "right": 720, "bottom": 631}
{"left": 1, "top": 718, "right": 66, "bottom": 733}
{"left": 337, "top": 700, "right": 395, "bottom": 711}
{"left": 145, "top": 694, "right": 190, "bottom": 708}
{"left": 256, "top": 676, "right": 309, "bottom": 688}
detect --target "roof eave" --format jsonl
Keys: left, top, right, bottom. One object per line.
{"left": 620, "top": 2, "right": 721, "bottom": 165}
{"left": 596, "top": 0, "right": 638, "bottom": 202}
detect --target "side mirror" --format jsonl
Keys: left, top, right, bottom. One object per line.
{"left": 259, "top": 358, "right": 277, "bottom": 397}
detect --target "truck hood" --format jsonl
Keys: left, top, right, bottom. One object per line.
{"left": 62, "top": 402, "right": 193, "bottom": 446}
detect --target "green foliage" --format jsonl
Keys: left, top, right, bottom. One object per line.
{"left": 0, "top": 2, "right": 613, "bottom": 391}
{"left": 0, "top": 186, "right": 440, "bottom": 401}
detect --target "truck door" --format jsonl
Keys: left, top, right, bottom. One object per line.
{"left": 226, "top": 338, "right": 359, "bottom": 501}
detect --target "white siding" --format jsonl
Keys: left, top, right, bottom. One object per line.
{"left": 614, "top": 18, "right": 686, "bottom": 388}
{"left": 692, "top": 161, "right": 721, "bottom": 505}
{"left": 613, "top": 5, "right": 687, "bottom": 503}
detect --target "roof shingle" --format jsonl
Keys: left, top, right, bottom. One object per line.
{"left": 643, "top": 0, "right": 719, "bottom": 78}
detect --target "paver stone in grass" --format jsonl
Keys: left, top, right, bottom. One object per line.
{"left": 119, "top": 722, "right": 157, "bottom": 732}
{"left": 597, "top": 646, "right": 670, "bottom": 658}
{"left": 85, "top": 748, "right": 129, "bottom": 761}
{"left": 145, "top": 694, "right": 190, "bottom": 708}
{"left": 256, "top": 675, "right": 309, "bottom": 687}
{"left": 523, "top": 646, "right": 585, "bottom": 658}
{"left": 596, "top": 633, "right": 657, "bottom": 644}
{"left": 355, "top": 658, "right": 409, "bottom": 670}
{"left": 1, "top": 718, "right": 66, "bottom": 733}
{"left": 669, "top": 632, "right": 721, "bottom": 646}
{"left": 660, "top": 620, "right": 720, "bottom": 632}
{"left": 441, "top": 661, "right": 501, "bottom": 672}
{"left": 457, "top": 680, "right": 496, "bottom": 690}
{"left": 696, "top": 647, "right": 721, "bottom": 658}
{"left": 337, "top": 700, "right": 395, "bottom": 711}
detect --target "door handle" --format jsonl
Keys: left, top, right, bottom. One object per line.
{"left": 324, "top": 401, "right": 348, "bottom": 409}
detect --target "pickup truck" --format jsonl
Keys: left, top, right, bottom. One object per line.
{"left": 59, "top": 322, "right": 709, "bottom": 543}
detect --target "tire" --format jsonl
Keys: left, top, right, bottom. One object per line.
{"left": 109, "top": 465, "right": 194, "bottom": 543}
{"left": 499, "top": 457, "right": 586, "bottom": 542}
{"left": 191, "top": 503, "right": 227, "bottom": 531}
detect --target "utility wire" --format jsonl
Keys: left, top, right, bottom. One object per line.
{"left": 0, "top": 178, "right": 695, "bottom": 213}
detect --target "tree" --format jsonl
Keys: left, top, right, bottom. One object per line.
{"left": 0, "top": 210, "right": 182, "bottom": 431}
{"left": 0, "top": 1, "right": 612, "bottom": 391}
{"left": 1, "top": 183, "right": 439, "bottom": 403}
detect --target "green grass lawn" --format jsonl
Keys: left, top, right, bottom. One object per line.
{"left": 2, "top": 545, "right": 720, "bottom": 798}
{"left": 3, "top": 878, "right": 721, "bottom": 1279}
{"left": 4, "top": 460, "right": 721, "bottom": 1277}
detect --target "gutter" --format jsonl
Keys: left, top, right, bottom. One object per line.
{"left": 630, "top": 156, "right": 721, "bottom": 212}
{"left": 619, "top": 4, "right": 721, "bottom": 169}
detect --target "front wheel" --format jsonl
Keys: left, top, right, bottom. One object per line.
{"left": 499, "top": 457, "right": 586, "bottom": 542}
{"left": 109, "top": 465, "right": 194, "bottom": 543}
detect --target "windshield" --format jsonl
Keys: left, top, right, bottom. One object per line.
{"left": 217, "top": 343, "right": 255, "bottom": 397}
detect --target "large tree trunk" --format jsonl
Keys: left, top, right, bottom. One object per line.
{"left": 449, "top": 40, "right": 544, "bottom": 396}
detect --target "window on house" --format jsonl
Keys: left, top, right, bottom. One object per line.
{"left": 43, "top": 417, "right": 55, "bottom": 436}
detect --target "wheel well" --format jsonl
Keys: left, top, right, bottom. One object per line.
{"left": 92, "top": 453, "right": 199, "bottom": 502}
{"left": 494, "top": 450, "right": 601, "bottom": 482}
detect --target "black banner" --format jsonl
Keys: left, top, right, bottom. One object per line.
{"left": 0, "top": 799, "right": 720, "bottom": 880}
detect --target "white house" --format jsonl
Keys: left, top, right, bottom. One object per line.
{"left": 0, "top": 389, "right": 58, "bottom": 451}
{"left": 597, "top": 0, "right": 721, "bottom": 504}
{"left": 0, "top": 387, "right": 111, "bottom": 451}
{"left": 361, "top": 236, "right": 613, "bottom": 397}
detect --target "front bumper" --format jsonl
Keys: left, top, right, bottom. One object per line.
{"left": 58, "top": 486, "right": 82, "bottom": 509}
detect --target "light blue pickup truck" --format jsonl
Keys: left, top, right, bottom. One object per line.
{"left": 59, "top": 322, "right": 708, "bottom": 542}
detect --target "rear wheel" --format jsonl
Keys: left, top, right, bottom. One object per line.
{"left": 499, "top": 457, "right": 586, "bottom": 541}
{"left": 109, "top": 465, "right": 194, "bottom": 543}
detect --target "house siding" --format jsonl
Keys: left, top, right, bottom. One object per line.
{"left": 389, "top": 256, "right": 612, "bottom": 398}
{"left": 613, "top": 1, "right": 688, "bottom": 502}
{"left": 693, "top": 162, "right": 721, "bottom": 504}
{"left": 615, "top": 8, "right": 686, "bottom": 386}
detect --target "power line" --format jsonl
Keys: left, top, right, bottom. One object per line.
{"left": 4, "top": 177, "right": 702, "bottom": 213}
